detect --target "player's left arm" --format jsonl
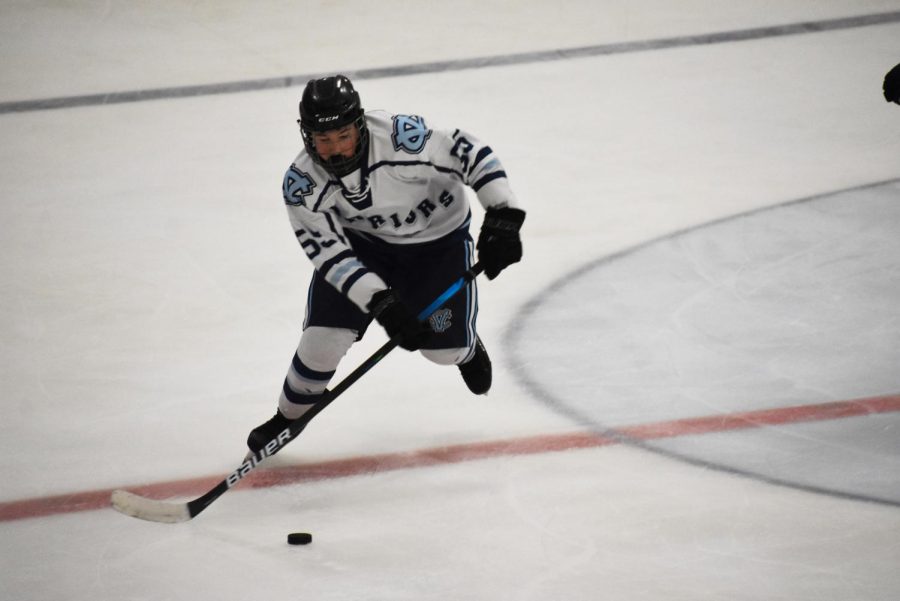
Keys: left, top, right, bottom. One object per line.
{"left": 438, "top": 127, "right": 527, "bottom": 280}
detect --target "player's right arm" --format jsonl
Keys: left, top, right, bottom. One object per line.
{"left": 282, "top": 164, "right": 387, "bottom": 312}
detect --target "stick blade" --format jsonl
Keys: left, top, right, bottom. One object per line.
{"left": 111, "top": 489, "right": 192, "bottom": 523}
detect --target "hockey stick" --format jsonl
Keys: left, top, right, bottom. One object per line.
{"left": 111, "top": 262, "right": 484, "bottom": 523}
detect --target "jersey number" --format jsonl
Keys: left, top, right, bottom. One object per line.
{"left": 295, "top": 228, "right": 335, "bottom": 259}
{"left": 451, "top": 136, "right": 474, "bottom": 173}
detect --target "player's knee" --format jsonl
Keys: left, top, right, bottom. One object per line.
{"left": 420, "top": 346, "right": 470, "bottom": 366}
{"left": 297, "top": 326, "right": 357, "bottom": 371}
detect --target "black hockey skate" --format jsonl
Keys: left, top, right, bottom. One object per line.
{"left": 458, "top": 336, "right": 492, "bottom": 395}
{"left": 247, "top": 410, "right": 300, "bottom": 454}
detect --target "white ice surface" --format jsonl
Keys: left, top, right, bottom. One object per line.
{"left": 2, "top": 2, "right": 900, "bottom": 600}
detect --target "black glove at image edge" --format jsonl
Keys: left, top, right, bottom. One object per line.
{"left": 884, "top": 62, "right": 900, "bottom": 104}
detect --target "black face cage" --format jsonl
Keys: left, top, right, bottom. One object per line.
{"left": 299, "top": 113, "right": 369, "bottom": 178}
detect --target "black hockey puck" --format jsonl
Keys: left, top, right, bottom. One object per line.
{"left": 287, "top": 532, "right": 312, "bottom": 545}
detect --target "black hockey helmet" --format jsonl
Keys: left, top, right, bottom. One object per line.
{"left": 298, "top": 75, "right": 368, "bottom": 177}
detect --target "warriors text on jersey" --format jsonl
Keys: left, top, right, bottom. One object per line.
{"left": 282, "top": 110, "right": 520, "bottom": 312}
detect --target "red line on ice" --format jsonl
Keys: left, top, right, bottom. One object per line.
{"left": 1, "top": 393, "right": 898, "bottom": 523}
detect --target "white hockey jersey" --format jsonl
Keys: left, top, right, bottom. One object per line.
{"left": 282, "top": 110, "right": 520, "bottom": 312}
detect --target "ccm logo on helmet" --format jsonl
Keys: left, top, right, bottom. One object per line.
{"left": 318, "top": 115, "right": 340, "bottom": 123}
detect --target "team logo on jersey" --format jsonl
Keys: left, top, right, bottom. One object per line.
{"left": 392, "top": 114, "right": 432, "bottom": 154}
{"left": 283, "top": 166, "right": 316, "bottom": 206}
{"left": 429, "top": 308, "right": 453, "bottom": 333}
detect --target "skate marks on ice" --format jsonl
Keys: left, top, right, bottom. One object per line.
{"left": 507, "top": 179, "right": 900, "bottom": 505}
{"left": 2, "top": 392, "right": 899, "bottom": 522}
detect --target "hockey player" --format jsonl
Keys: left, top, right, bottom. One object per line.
{"left": 884, "top": 62, "right": 900, "bottom": 104}
{"left": 247, "top": 75, "right": 526, "bottom": 452}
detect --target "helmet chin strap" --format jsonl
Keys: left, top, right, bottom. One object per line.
{"left": 322, "top": 152, "right": 361, "bottom": 178}
{"left": 326, "top": 154, "right": 353, "bottom": 169}
{"left": 317, "top": 123, "right": 367, "bottom": 178}
{"left": 325, "top": 132, "right": 369, "bottom": 196}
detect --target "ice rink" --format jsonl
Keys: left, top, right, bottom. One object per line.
{"left": 2, "top": 2, "right": 900, "bottom": 599}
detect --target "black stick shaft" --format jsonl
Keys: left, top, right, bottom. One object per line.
{"left": 186, "top": 263, "right": 483, "bottom": 518}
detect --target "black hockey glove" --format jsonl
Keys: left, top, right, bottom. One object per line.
{"left": 884, "top": 62, "right": 900, "bottom": 104}
{"left": 369, "top": 289, "right": 431, "bottom": 351}
{"left": 477, "top": 207, "right": 526, "bottom": 280}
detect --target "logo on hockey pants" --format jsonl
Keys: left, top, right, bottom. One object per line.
{"left": 429, "top": 308, "right": 453, "bottom": 333}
